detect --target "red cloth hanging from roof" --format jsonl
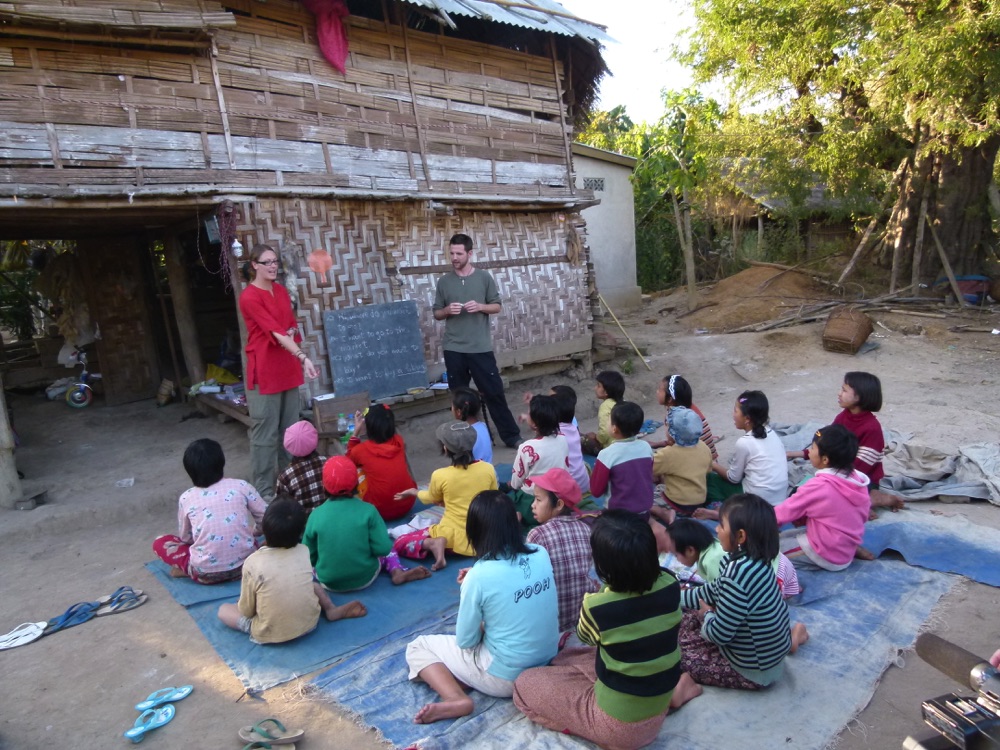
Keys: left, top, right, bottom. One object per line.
{"left": 302, "top": 0, "right": 350, "bottom": 74}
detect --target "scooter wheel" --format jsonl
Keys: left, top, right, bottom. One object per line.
{"left": 66, "top": 387, "right": 92, "bottom": 408}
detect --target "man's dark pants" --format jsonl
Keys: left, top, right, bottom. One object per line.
{"left": 443, "top": 350, "right": 521, "bottom": 447}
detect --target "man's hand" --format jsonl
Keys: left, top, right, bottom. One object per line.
{"left": 462, "top": 300, "right": 482, "bottom": 314}
{"left": 448, "top": 302, "right": 464, "bottom": 316}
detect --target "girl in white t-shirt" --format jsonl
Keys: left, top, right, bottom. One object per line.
{"left": 509, "top": 394, "right": 569, "bottom": 527}
{"left": 696, "top": 390, "right": 788, "bottom": 521}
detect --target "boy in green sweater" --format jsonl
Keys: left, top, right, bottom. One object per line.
{"left": 304, "top": 456, "right": 431, "bottom": 591}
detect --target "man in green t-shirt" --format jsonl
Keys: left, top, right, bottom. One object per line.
{"left": 433, "top": 233, "right": 521, "bottom": 448}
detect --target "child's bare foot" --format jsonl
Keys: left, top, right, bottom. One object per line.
{"left": 669, "top": 672, "right": 702, "bottom": 708}
{"left": 692, "top": 508, "right": 719, "bottom": 521}
{"left": 414, "top": 696, "right": 474, "bottom": 724}
{"left": 790, "top": 622, "right": 810, "bottom": 654}
{"left": 325, "top": 600, "right": 367, "bottom": 621}
{"left": 391, "top": 566, "right": 432, "bottom": 585}
{"left": 870, "top": 490, "right": 905, "bottom": 512}
{"left": 854, "top": 546, "right": 875, "bottom": 561}
{"left": 650, "top": 505, "right": 676, "bottom": 526}
{"left": 169, "top": 566, "right": 188, "bottom": 578}
{"left": 424, "top": 537, "right": 447, "bottom": 571}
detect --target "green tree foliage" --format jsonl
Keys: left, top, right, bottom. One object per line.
{"left": 682, "top": 0, "right": 1000, "bottom": 277}
{"left": 579, "top": 91, "right": 729, "bottom": 291}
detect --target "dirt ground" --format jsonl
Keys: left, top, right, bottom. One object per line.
{"left": 2, "top": 268, "right": 999, "bottom": 750}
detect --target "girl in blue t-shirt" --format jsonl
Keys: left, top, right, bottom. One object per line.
{"left": 451, "top": 386, "right": 492, "bottom": 464}
{"left": 404, "top": 490, "right": 558, "bottom": 724}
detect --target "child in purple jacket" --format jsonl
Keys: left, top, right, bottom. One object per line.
{"left": 589, "top": 402, "right": 654, "bottom": 517}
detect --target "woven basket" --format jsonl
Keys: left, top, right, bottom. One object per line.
{"left": 822, "top": 306, "right": 873, "bottom": 354}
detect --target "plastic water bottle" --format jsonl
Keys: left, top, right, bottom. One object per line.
{"left": 337, "top": 412, "right": 348, "bottom": 444}
{"left": 347, "top": 413, "right": 355, "bottom": 437}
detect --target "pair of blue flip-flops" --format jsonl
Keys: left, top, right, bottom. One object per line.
{"left": 124, "top": 685, "right": 193, "bottom": 743}
{"left": 43, "top": 586, "right": 147, "bottom": 636}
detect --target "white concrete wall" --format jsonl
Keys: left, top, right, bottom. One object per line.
{"left": 575, "top": 155, "right": 642, "bottom": 310}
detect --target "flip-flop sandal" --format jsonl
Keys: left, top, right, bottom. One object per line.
{"left": 135, "top": 684, "right": 194, "bottom": 711}
{"left": 95, "top": 586, "right": 143, "bottom": 607}
{"left": 124, "top": 704, "right": 175, "bottom": 743}
{"left": 0, "top": 621, "right": 47, "bottom": 650}
{"left": 238, "top": 718, "right": 305, "bottom": 745}
{"left": 94, "top": 591, "right": 148, "bottom": 617}
{"left": 42, "top": 601, "right": 99, "bottom": 635}
{"left": 242, "top": 743, "right": 296, "bottom": 750}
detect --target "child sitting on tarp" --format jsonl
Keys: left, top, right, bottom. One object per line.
{"left": 526, "top": 468, "right": 600, "bottom": 633}
{"left": 581, "top": 370, "right": 625, "bottom": 456}
{"left": 275, "top": 420, "right": 327, "bottom": 514}
{"left": 305, "top": 456, "right": 430, "bottom": 591}
{"left": 218, "top": 497, "right": 367, "bottom": 643}
{"left": 589, "top": 402, "right": 655, "bottom": 517}
{"left": 508, "top": 394, "right": 569, "bottom": 526}
{"left": 650, "top": 406, "right": 713, "bottom": 521}
{"left": 775, "top": 424, "right": 871, "bottom": 570}
{"left": 153, "top": 438, "right": 266, "bottom": 584}
{"left": 654, "top": 516, "right": 800, "bottom": 598}
{"left": 551, "top": 385, "right": 591, "bottom": 495}
{"left": 346, "top": 404, "right": 418, "bottom": 521}
{"left": 393, "top": 421, "right": 498, "bottom": 570}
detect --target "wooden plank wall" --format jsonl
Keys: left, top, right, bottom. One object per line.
{"left": 0, "top": 0, "right": 577, "bottom": 200}
{"left": 231, "top": 198, "right": 592, "bottom": 400}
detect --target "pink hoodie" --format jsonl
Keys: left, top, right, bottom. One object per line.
{"left": 774, "top": 469, "right": 871, "bottom": 566}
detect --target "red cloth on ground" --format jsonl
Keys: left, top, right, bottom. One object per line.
{"left": 302, "top": 0, "right": 350, "bottom": 73}
{"left": 346, "top": 434, "right": 417, "bottom": 520}
{"left": 238, "top": 283, "right": 303, "bottom": 395}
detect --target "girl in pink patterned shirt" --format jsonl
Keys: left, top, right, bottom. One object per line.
{"left": 153, "top": 439, "right": 267, "bottom": 584}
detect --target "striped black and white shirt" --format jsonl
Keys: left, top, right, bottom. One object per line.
{"left": 681, "top": 552, "right": 791, "bottom": 685}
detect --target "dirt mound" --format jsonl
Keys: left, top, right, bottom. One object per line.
{"left": 687, "top": 266, "right": 833, "bottom": 332}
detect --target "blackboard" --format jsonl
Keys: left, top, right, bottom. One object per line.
{"left": 323, "top": 301, "right": 428, "bottom": 400}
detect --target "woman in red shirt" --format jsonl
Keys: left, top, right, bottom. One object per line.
{"left": 238, "top": 244, "right": 318, "bottom": 497}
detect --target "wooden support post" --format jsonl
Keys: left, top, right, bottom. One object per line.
{"left": 163, "top": 234, "right": 206, "bottom": 385}
{"left": 925, "top": 215, "right": 967, "bottom": 307}
{"left": 911, "top": 193, "right": 929, "bottom": 297}
{"left": 210, "top": 39, "right": 237, "bottom": 169}
{"left": 400, "top": 21, "right": 434, "bottom": 189}
{"left": 598, "top": 294, "right": 652, "bottom": 371}
{"left": 838, "top": 157, "right": 909, "bottom": 285}
{"left": 0, "top": 373, "right": 23, "bottom": 509}
{"left": 549, "top": 36, "right": 576, "bottom": 196}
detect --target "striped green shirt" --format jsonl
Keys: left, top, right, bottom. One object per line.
{"left": 577, "top": 571, "right": 682, "bottom": 723}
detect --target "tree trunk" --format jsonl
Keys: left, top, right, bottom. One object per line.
{"left": 0, "top": 373, "right": 22, "bottom": 509}
{"left": 882, "top": 135, "right": 1000, "bottom": 281}
{"left": 671, "top": 192, "right": 698, "bottom": 311}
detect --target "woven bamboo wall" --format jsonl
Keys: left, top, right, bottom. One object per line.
{"left": 0, "top": 0, "right": 581, "bottom": 201}
{"left": 231, "top": 198, "right": 592, "bottom": 399}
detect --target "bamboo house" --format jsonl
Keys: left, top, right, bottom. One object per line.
{"left": 0, "top": 0, "right": 609, "bottom": 409}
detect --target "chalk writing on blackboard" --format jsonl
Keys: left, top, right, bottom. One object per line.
{"left": 323, "top": 301, "right": 428, "bottom": 400}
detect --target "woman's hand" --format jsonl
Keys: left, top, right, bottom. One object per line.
{"left": 394, "top": 488, "right": 418, "bottom": 501}
{"left": 698, "top": 598, "right": 714, "bottom": 616}
{"left": 456, "top": 567, "right": 472, "bottom": 585}
{"left": 353, "top": 410, "right": 366, "bottom": 438}
{"left": 302, "top": 357, "right": 319, "bottom": 380}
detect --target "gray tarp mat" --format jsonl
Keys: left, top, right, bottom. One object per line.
{"left": 770, "top": 422, "right": 999, "bottom": 506}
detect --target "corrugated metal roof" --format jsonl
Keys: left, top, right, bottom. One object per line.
{"left": 403, "top": 0, "right": 610, "bottom": 43}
